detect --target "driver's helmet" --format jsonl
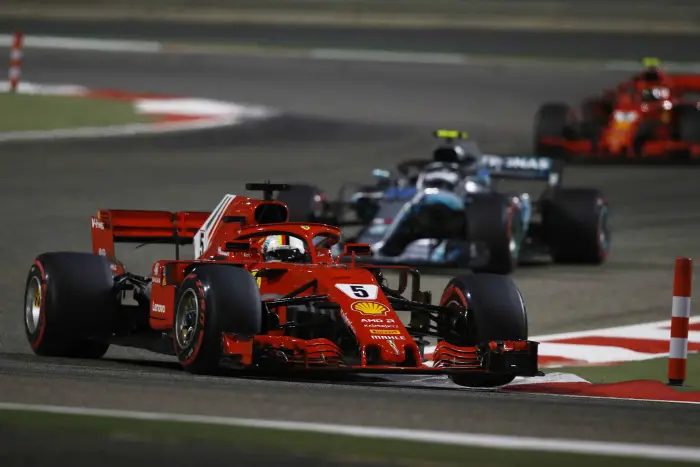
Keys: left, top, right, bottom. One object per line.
{"left": 637, "top": 58, "right": 665, "bottom": 84}
{"left": 640, "top": 67, "right": 662, "bottom": 83}
{"left": 416, "top": 163, "right": 461, "bottom": 191}
{"left": 261, "top": 235, "right": 307, "bottom": 263}
{"left": 432, "top": 141, "right": 481, "bottom": 165}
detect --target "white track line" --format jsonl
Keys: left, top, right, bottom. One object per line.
{"left": 532, "top": 316, "right": 700, "bottom": 342}
{"left": 425, "top": 316, "right": 700, "bottom": 363}
{"left": 536, "top": 342, "right": 662, "bottom": 364}
{"left": 310, "top": 48, "right": 467, "bottom": 65}
{"left": 0, "top": 402, "right": 699, "bottom": 462}
{"left": 0, "top": 35, "right": 160, "bottom": 53}
{"left": 135, "top": 98, "right": 273, "bottom": 118}
{"left": 0, "top": 81, "right": 88, "bottom": 95}
{"left": 505, "top": 390, "right": 700, "bottom": 406}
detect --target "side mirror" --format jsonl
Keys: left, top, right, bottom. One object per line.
{"left": 334, "top": 243, "right": 373, "bottom": 265}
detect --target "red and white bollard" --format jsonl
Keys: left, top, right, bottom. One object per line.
{"left": 8, "top": 32, "right": 23, "bottom": 93}
{"left": 668, "top": 257, "right": 692, "bottom": 386}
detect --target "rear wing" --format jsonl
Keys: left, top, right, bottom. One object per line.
{"left": 480, "top": 155, "right": 563, "bottom": 187}
{"left": 91, "top": 209, "right": 210, "bottom": 262}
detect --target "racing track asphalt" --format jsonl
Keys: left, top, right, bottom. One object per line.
{"left": 0, "top": 17, "right": 698, "bottom": 61}
{"left": 1, "top": 44, "right": 700, "bottom": 449}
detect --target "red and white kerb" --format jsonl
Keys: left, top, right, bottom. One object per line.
{"left": 8, "top": 32, "right": 23, "bottom": 93}
{"left": 668, "top": 257, "right": 692, "bottom": 386}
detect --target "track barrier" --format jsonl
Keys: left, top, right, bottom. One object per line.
{"left": 8, "top": 32, "right": 23, "bottom": 93}
{"left": 668, "top": 257, "right": 692, "bottom": 386}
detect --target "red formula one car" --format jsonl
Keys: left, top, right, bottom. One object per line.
{"left": 534, "top": 61, "right": 700, "bottom": 161}
{"left": 23, "top": 183, "right": 540, "bottom": 387}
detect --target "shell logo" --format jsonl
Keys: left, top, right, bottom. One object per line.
{"left": 351, "top": 301, "right": 388, "bottom": 316}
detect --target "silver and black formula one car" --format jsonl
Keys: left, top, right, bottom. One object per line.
{"left": 277, "top": 130, "right": 611, "bottom": 275}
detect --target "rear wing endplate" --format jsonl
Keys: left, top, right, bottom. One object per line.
{"left": 91, "top": 209, "right": 209, "bottom": 262}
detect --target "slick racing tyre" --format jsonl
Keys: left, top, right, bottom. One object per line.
{"left": 542, "top": 188, "right": 611, "bottom": 264}
{"left": 467, "top": 192, "right": 524, "bottom": 275}
{"left": 533, "top": 102, "right": 575, "bottom": 158}
{"left": 276, "top": 183, "right": 335, "bottom": 224}
{"left": 24, "top": 252, "right": 116, "bottom": 358}
{"left": 439, "top": 274, "right": 528, "bottom": 388}
{"left": 173, "top": 265, "right": 262, "bottom": 375}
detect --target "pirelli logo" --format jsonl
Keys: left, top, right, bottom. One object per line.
{"left": 369, "top": 329, "right": 401, "bottom": 335}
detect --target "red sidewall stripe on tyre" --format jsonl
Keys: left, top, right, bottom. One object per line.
{"left": 29, "top": 260, "right": 47, "bottom": 350}
{"left": 179, "top": 277, "right": 207, "bottom": 367}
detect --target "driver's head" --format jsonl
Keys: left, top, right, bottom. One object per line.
{"left": 261, "top": 235, "right": 307, "bottom": 263}
{"left": 432, "top": 143, "right": 480, "bottom": 165}
{"left": 641, "top": 69, "right": 662, "bottom": 82}
{"left": 639, "top": 58, "right": 663, "bottom": 83}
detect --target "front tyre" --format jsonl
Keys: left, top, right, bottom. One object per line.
{"left": 467, "top": 193, "right": 523, "bottom": 275}
{"left": 173, "top": 265, "right": 262, "bottom": 375}
{"left": 439, "top": 274, "right": 528, "bottom": 387}
{"left": 543, "top": 188, "right": 611, "bottom": 264}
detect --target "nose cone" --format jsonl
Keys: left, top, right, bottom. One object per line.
{"left": 612, "top": 120, "right": 632, "bottom": 130}
{"left": 606, "top": 122, "right": 635, "bottom": 153}
{"left": 372, "top": 337, "right": 406, "bottom": 363}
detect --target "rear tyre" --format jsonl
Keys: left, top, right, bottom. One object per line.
{"left": 467, "top": 193, "right": 523, "bottom": 275}
{"left": 351, "top": 184, "right": 384, "bottom": 224}
{"left": 24, "top": 252, "right": 115, "bottom": 358}
{"left": 534, "top": 102, "right": 574, "bottom": 158}
{"left": 542, "top": 188, "right": 611, "bottom": 264}
{"left": 173, "top": 265, "right": 262, "bottom": 375}
{"left": 439, "top": 274, "right": 528, "bottom": 387}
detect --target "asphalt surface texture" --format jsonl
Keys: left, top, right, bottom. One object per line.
{"left": 0, "top": 17, "right": 697, "bottom": 61}
{"left": 1, "top": 26, "right": 700, "bottom": 457}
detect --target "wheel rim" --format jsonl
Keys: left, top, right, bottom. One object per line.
{"left": 24, "top": 276, "right": 42, "bottom": 334}
{"left": 175, "top": 289, "right": 199, "bottom": 349}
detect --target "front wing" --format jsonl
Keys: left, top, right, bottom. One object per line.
{"left": 221, "top": 333, "right": 541, "bottom": 377}
{"left": 540, "top": 137, "right": 700, "bottom": 161}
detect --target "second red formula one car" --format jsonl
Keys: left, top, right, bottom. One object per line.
{"left": 23, "top": 183, "right": 540, "bottom": 388}
{"left": 534, "top": 58, "right": 700, "bottom": 162}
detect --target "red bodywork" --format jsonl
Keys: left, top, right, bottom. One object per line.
{"left": 539, "top": 73, "right": 700, "bottom": 160}
{"left": 89, "top": 190, "right": 539, "bottom": 376}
